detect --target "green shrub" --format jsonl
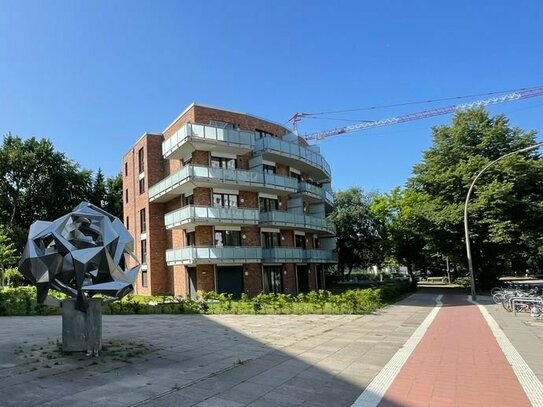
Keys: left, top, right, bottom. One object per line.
{"left": 453, "top": 276, "right": 471, "bottom": 288}
{"left": 4, "top": 267, "right": 26, "bottom": 288}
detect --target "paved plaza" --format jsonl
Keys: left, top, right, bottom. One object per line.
{"left": 0, "top": 289, "right": 542, "bottom": 406}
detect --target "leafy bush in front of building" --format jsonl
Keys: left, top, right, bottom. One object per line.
{"left": 0, "top": 282, "right": 414, "bottom": 316}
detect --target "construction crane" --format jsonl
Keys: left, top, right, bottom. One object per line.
{"left": 293, "top": 86, "right": 543, "bottom": 141}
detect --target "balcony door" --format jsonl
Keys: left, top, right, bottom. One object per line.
{"left": 188, "top": 267, "right": 197, "bottom": 300}
{"left": 296, "top": 265, "right": 309, "bottom": 293}
{"left": 217, "top": 266, "right": 244, "bottom": 299}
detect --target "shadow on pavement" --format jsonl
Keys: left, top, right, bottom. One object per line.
{"left": 0, "top": 297, "right": 437, "bottom": 407}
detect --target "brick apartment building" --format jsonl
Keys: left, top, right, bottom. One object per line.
{"left": 123, "top": 104, "right": 337, "bottom": 298}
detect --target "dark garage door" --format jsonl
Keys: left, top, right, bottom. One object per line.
{"left": 217, "top": 266, "right": 244, "bottom": 299}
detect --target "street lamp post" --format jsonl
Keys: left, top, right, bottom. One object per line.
{"left": 464, "top": 142, "right": 543, "bottom": 301}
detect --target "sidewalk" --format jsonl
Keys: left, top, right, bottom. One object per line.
{"left": 354, "top": 291, "right": 543, "bottom": 407}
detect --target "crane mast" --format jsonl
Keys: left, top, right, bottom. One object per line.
{"left": 303, "top": 86, "right": 543, "bottom": 141}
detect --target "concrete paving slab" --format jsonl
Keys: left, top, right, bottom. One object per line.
{"left": 0, "top": 292, "right": 440, "bottom": 406}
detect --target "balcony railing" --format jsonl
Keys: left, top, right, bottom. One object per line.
{"left": 149, "top": 165, "right": 298, "bottom": 201}
{"left": 259, "top": 211, "right": 335, "bottom": 234}
{"left": 262, "top": 247, "right": 305, "bottom": 263}
{"left": 163, "top": 123, "right": 255, "bottom": 158}
{"left": 255, "top": 136, "right": 331, "bottom": 178}
{"left": 298, "top": 182, "right": 334, "bottom": 205}
{"left": 166, "top": 246, "right": 262, "bottom": 265}
{"left": 304, "top": 249, "right": 338, "bottom": 263}
{"left": 164, "top": 206, "right": 259, "bottom": 228}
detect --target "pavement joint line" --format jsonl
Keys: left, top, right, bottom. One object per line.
{"left": 126, "top": 357, "right": 255, "bottom": 407}
{"left": 351, "top": 294, "right": 443, "bottom": 407}
{"left": 468, "top": 295, "right": 543, "bottom": 407}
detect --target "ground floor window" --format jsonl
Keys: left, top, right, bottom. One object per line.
{"left": 263, "top": 266, "right": 283, "bottom": 294}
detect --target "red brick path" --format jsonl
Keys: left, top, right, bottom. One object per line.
{"left": 379, "top": 295, "right": 531, "bottom": 407}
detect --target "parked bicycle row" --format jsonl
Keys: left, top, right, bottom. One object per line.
{"left": 492, "top": 283, "right": 543, "bottom": 317}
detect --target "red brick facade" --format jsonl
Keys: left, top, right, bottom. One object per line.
{"left": 123, "top": 104, "right": 335, "bottom": 298}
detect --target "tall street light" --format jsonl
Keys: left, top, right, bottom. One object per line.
{"left": 464, "top": 142, "right": 543, "bottom": 301}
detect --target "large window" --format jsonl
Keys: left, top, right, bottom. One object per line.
{"left": 210, "top": 120, "right": 234, "bottom": 129}
{"left": 290, "top": 171, "right": 301, "bottom": 182}
{"left": 213, "top": 193, "right": 238, "bottom": 208}
{"left": 295, "top": 234, "right": 306, "bottom": 249}
{"left": 256, "top": 129, "right": 275, "bottom": 139}
{"left": 140, "top": 209, "right": 146, "bottom": 234}
{"left": 141, "top": 270, "right": 148, "bottom": 287}
{"left": 214, "top": 230, "right": 241, "bottom": 247}
{"left": 263, "top": 164, "right": 276, "bottom": 175}
{"left": 263, "top": 266, "right": 283, "bottom": 294}
{"left": 211, "top": 156, "right": 236, "bottom": 169}
{"left": 184, "top": 194, "right": 194, "bottom": 206}
{"left": 259, "top": 197, "right": 278, "bottom": 213}
{"left": 139, "top": 178, "right": 145, "bottom": 194}
{"left": 140, "top": 239, "right": 147, "bottom": 264}
{"left": 186, "top": 231, "right": 195, "bottom": 246}
{"left": 262, "top": 232, "right": 280, "bottom": 248}
{"left": 138, "top": 147, "right": 144, "bottom": 174}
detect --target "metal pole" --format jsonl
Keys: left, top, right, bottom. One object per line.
{"left": 464, "top": 142, "right": 543, "bottom": 301}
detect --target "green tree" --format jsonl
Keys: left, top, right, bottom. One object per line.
{"left": 0, "top": 134, "right": 94, "bottom": 251}
{"left": 371, "top": 188, "right": 429, "bottom": 286}
{"left": 91, "top": 168, "right": 107, "bottom": 207}
{"left": 103, "top": 173, "right": 123, "bottom": 219}
{"left": 328, "top": 188, "right": 384, "bottom": 277}
{"left": 409, "top": 108, "right": 543, "bottom": 287}
{"left": 0, "top": 229, "right": 18, "bottom": 288}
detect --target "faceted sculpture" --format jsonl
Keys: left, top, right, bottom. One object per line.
{"left": 19, "top": 202, "right": 140, "bottom": 312}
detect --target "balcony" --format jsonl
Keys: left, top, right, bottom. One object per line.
{"left": 305, "top": 249, "right": 338, "bottom": 263}
{"left": 166, "top": 246, "right": 262, "bottom": 266}
{"left": 262, "top": 247, "right": 305, "bottom": 263}
{"left": 298, "top": 182, "right": 334, "bottom": 206}
{"left": 163, "top": 123, "right": 255, "bottom": 160}
{"left": 259, "top": 211, "right": 335, "bottom": 235}
{"left": 164, "top": 206, "right": 259, "bottom": 229}
{"left": 255, "top": 136, "right": 331, "bottom": 181}
{"left": 149, "top": 165, "right": 298, "bottom": 203}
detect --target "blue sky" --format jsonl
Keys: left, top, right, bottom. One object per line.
{"left": 1, "top": 1, "right": 542, "bottom": 193}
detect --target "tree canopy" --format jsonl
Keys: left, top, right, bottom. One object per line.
{"left": 0, "top": 134, "right": 123, "bottom": 254}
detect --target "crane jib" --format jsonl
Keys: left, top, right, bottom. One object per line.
{"left": 304, "top": 86, "right": 543, "bottom": 141}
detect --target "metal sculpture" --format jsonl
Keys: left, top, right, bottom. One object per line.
{"left": 19, "top": 202, "right": 140, "bottom": 312}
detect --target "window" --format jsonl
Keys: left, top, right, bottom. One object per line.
{"left": 124, "top": 162, "right": 128, "bottom": 176}
{"left": 259, "top": 197, "right": 278, "bottom": 213}
{"left": 125, "top": 189, "right": 129, "bottom": 203}
{"left": 314, "top": 236, "right": 319, "bottom": 249}
{"left": 141, "top": 270, "right": 148, "bottom": 287}
{"left": 138, "top": 147, "right": 144, "bottom": 174}
{"left": 290, "top": 171, "right": 301, "bottom": 182}
{"left": 211, "top": 156, "right": 236, "bottom": 169}
{"left": 126, "top": 216, "right": 129, "bottom": 230}
{"left": 209, "top": 120, "right": 234, "bottom": 129}
{"left": 140, "top": 209, "right": 146, "bottom": 234}
{"left": 214, "top": 230, "right": 241, "bottom": 247}
{"left": 263, "top": 164, "right": 276, "bottom": 175}
{"left": 262, "top": 232, "right": 280, "bottom": 248}
{"left": 182, "top": 156, "right": 192, "bottom": 167}
{"left": 263, "top": 266, "right": 283, "bottom": 294}
{"left": 295, "top": 234, "right": 306, "bottom": 249}
{"left": 213, "top": 193, "right": 238, "bottom": 208}
{"left": 184, "top": 194, "right": 194, "bottom": 206}
{"left": 140, "top": 239, "right": 147, "bottom": 264}
{"left": 186, "top": 231, "right": 195, "bottom": 246}
{"left": 256, "top": 129, "right": 275, "bottom": 139}
{"left": 139, "top": 178, "right": 145, "bottom": 194}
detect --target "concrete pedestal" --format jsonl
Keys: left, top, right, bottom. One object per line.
{"left": 62, "top": 298, "right": 102, "bottom": 353}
